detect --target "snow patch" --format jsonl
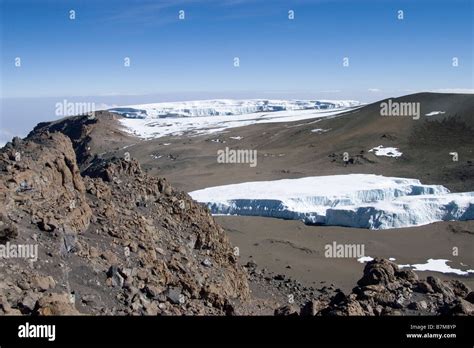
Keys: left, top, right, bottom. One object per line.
{"left": 369, "top": 145, "right": 402, "bottom": 158}
{"left": 400, "top": 259, "right": 474, "bottom": 276}
{"left": 425, "top": 111, "right": 446, "bottom": 116}
{"left": 357, "top": 256, "right": 374, "bottom": 263}
{"left": 358, "top": 258, "right": 474, "bottom": 276}
{"left": 311, "top": 128, "right": 330, "bottom": 134}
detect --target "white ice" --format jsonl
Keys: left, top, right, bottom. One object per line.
{"left": 189, "top": 174, "right": 474, "bottom": 230}
{"left": 110, "top": 99, "right": 361, "bottom": 140}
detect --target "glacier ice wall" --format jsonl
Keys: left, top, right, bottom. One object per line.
{"left": 189, "top": 174, "right": 474, "bottom": 230}
{"left": 109, "top": 99, "right": 362, "bottom": 119}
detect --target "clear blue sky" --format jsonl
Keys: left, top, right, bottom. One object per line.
{"left": 1, "top": 0, "right": 472, "bottom": 99}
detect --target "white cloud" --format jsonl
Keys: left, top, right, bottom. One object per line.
{"left": 368, "top": 88, "right": 381, "bottom": 92}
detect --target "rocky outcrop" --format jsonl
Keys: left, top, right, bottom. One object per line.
{"left": 28, "top": 111, "right": 134, "bottom": 172}
{"left": 1, "top": 134, "right": 92, "bottom": 234}
{"left": 290, "top": 258, "right": 473, "bottom": 316}
{"left": 0, "top": 131, "right": 249, "bottom": 315}
{"left": 29, "top": 114, "right": 98, "bottom": 170}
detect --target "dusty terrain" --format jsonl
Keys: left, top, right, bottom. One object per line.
{"left": 218, "top": 216, "right": 474, "bottom": 292}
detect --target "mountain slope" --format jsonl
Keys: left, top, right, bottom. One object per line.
{"left": 0, "top": 132, "right": 249, "bottom": 315}
{"left": 94, "top": 93, "right": 473, "bottom": 193}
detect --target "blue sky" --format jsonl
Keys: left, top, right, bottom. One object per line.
{"left": 0, "top": 0, "right": 472, "bottom": 143}
{"left": 1, "top": 0, "right": 472, "bottom": 99}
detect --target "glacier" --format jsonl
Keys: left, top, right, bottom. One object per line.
{"left": 188, "top": 174, "right": 474, "bottom": 230}
{"left": 109, "top": 99, "right": 362, "bottom": 119}
{"left": 109, "top": 99, "right": 362, "bottom": 139}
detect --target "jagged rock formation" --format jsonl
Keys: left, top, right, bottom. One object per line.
{"left": 287, "top": 258, "right": 473, "bottom": 316}
{"left": 1, "top": 134, "right": 92, "bottom": 235}
{"left": 29, "top": 114, "right": 98, "bottom": 171}
{"left": 0, "top": 131, "right": 249, "bottom": 315}
{"left": 28, "top": 111, "right": 135, "bottom": 172}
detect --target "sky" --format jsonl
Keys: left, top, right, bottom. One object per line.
{"left": 0, "top": 0, "right": 473, "bottom": 143}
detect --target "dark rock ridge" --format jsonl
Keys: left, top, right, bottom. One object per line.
{"left": 29, "top": 114, "right": 98, "bottom": 171}
{"left": 28, "top": 111, "right": 135, "bottom": 172}
{"left": 0, "top": 131, "right": 249, "bottom": 315}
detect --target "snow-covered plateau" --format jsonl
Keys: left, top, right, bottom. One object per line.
{"left": 189, "top": 174, "right": 474, "bottom": 230}
{"left": 109, "top": 99, "right": 361, "bottom": 139}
